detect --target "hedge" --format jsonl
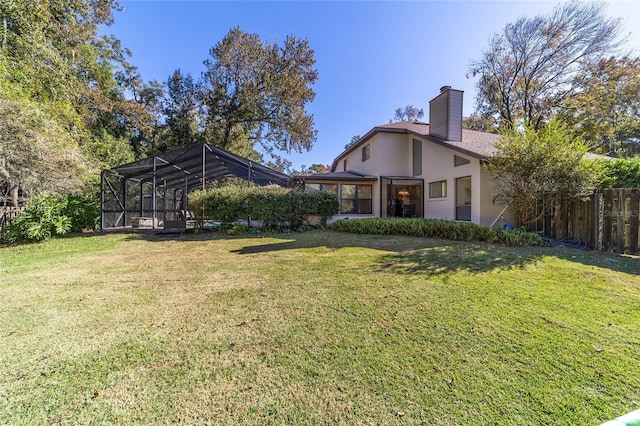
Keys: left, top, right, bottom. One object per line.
{"left": 329, "top": 218, "right": 543, "bottom": 246}
{"left": 188, "top": 185, "right": 339, "bottom": 230}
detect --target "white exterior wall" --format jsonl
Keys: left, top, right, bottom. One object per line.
{"left": 416, "top": 138, "right": 482, "bottom": 224}
{"left": 340, "top": 133, "right": 411, "bottom": 177}
{"left": 479, "top": 169, "right": 515, "bottom": 227}
{"left": 329, "top": 132, "right": 506, "bottom": 226}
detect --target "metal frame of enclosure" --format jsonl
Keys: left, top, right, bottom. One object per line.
{"left": 100, "top": 143, "right": 291, "bottom": 230}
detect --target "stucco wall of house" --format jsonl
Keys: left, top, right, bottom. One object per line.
{"left": 479, "top": 169, "right": 515, "bottom": 227}
{"left": 414, "top": 138, "right": 481, "bottom": 223}
{"left": 339, "top": 133, "right": 411, "bottom": 177}
{"left": 329, "top": 131, "right": 509, "bottom": 226}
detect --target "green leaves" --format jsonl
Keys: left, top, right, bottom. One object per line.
{"left": 559, "top": 56, "right": 640, "bottom": 157}
{"left": 200, "top": 27, "right": 318, "bottom": 158}
{"left": 188, "top": 185, "right": 339, "bottom": 230}
{"left": 593, "top": 158, "right": 640, "bottom": 188}
{"left": 484, "top": 119, "right": 599, "bottom": 227}
{"left": 1, "top": 193, "right": 99, "bottom": 244}
{"left": 329, "top": 218, "right": 542, "bottom": 246}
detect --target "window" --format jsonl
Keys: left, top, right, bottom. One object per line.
{"left": 454, "top": 155, "right": 471, "bottom": 167}
{"left": 362, "top": 144, "right": 370, "bottom": 162}
{"left": 455, "top": 176, "right": 472, "bottom": 221}
{"left": 305, "top": 183, "right": 338, "bottom": 194}
{"left": 343, "top": 158, "right": 350, "bottom": 172}
{"left": 340, "top": 184, "right": 372, "bottom": 214}
{"left": 428, "top": 180, "right": 447, "bottom": 198}
{"left": 413, "top": 139, "right": 422, "bottom": 176}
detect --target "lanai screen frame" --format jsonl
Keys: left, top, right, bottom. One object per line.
{"left": 100, "top": 142, "right": 291, "bottom": 229}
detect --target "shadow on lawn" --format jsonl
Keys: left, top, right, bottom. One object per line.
{"left": 226, "top": 231, "right": 539, "bottom": 276}
{"left": 116, "top": 229, "right": 640, "bottom": 277}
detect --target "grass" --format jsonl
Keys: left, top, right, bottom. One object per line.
{"left": 1, "top": 230, "right": 639, "bottom": 425}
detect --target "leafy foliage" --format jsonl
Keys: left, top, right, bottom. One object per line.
{"left": 329, "top": 218, "right": 542, "bottom": 246}
{"left": 0, "top": 193, "right": 99, "bottom": 244}
{"left": 593, "top": 157, "right": 640, "bottom": 188}
{"left": 483, "top": 119, "right": 598, "bottom": 227}
{"left": 159, "top": 69, "right": 201, "bottom": 152}
{"left": 188, "top": 185, "right": 339, "bottom": 230}
{"left": 0, "top": 98, "right": 91, "bottom": 197}
{"left": 469, "top": 1, "right": 622, "bottom": 129}
{"left": 558, "top": 56, "right": 640, "bottom": 157}
{"left": 0, "top": 0, "right": 161, "bottom": 200}
{"left": 199, "top": 27, "right": 318, "bottom": 161}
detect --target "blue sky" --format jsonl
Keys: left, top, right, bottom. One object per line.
{"left": 108, "top": 1, "right": 640, "bottom": 170}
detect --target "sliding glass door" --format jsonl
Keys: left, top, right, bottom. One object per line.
{"left": 380, "top": 178, "right": 423, "bottom": 218}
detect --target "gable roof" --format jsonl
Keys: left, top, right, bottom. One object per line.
{"left": 331, "top": 121, "right": 500, "bottom": 171}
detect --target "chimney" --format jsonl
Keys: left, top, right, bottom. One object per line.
{"left": 429, "top": 86, "right": 463, "bottom": 142}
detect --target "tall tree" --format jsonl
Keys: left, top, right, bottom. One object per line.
{"left": 199, "top": 27, "right": 318, "bottom": 160}
{"left": 308, "top": 163, "right": 330, "bottom": 173}
{"left": 484, "top": 118, "right": 597, "bottom": 228}
{"left": 0, "top": 98, "right": 90, "bottom": 201}
{"left": 469, "top": 1, "right": 622, "bottom": 130}
{"left": 558, "top": 56, "right": 640, "bottom": 157}
{"left": 392, "top": 105, "right": 424, "bottom": 122}
{"left": 0, "top": 0, "right": 161, "bottom": 202}
{"left": 161, "top": 69, "right": 202, "bottom": 152}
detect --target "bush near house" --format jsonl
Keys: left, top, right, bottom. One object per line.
{"left": 188, "top": 185, "right": 339, "bottom": 230}
{"left": 330, "top": 218, "right": 543, "bottom": 246}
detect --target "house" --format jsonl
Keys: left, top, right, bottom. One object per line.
{"left": 295, "top": 86, "right": 511, "bottom": 226}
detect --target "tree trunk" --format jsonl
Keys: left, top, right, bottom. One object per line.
{"left": 10, "top": 185, "right": 18, "bottom": 207}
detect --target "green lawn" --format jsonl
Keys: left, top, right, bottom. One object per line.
{"left": 1, "top": 231, "right": 639, "bottom": 425}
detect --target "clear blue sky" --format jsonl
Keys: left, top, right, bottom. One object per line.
{"left": 108, "top": 1, "right": 640, "bottom": 170}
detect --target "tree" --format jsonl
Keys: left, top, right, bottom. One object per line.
{"left": 469, "top": 1, "right": 622, "bottom": 130}
{"left": 161, "top": 69, "right": 202, "bottom": 152}
{"left": 0, "top": 0, "right": 154, "bottom": 193}
{"left": 558, "top": 56, "right": 640, "bottom": 157}
{"left": 266, "top": 158, "right": 293, "bottom": 174}
{"left": 484, "top": 118, "right": 598, "bottom": 228}
{"left": 199, "top": 27, "right": 318, "bottom": 161}
{"left": 308, "top": 164, "right": 329, "bottom": 173}
{"left": 344, "top": 135, "right": 361, "bottom": 150}
{"left": 593, "top": 157, "right": 640, "bottom": 188}
{"left": 392, "top": 105, "right": 424, "bottom": 122}
{"left": 0, "top": 98, "right": 90, "bottom": 200}
{"left": 463, "top": 112, "right": 497, "bottom": 133}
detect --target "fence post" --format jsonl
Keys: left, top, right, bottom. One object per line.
{"left": 629, "top": 189, "right": 639, "bottom": 254}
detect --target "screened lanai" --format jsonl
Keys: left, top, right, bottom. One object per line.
{"left": 100, "top": 143, "right": 291, "bottom": 230}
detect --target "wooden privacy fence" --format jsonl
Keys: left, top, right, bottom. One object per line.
{"left": 537, "top": 189, "right": 640, "bottom": 255}
{"left": 0, "top": 206, "right": 26, "bottom": 230}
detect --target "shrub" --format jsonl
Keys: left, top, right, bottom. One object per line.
{"left": 329, "top": 218, "right": 542, "bottom": 246}
{"left": 0, "top": 193, "right": 99, "bottom": 244}
{"left": 188, "top": 185, "right": 339, "bottom": 231}
{"left": 593, "top": 157, "right": 640, "bottom": 188}
{"left": 189, "top": 186, "right": 245, "bottom": 227}
{"left": 245, "top": 186, "right": 291, "bottom": 229}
